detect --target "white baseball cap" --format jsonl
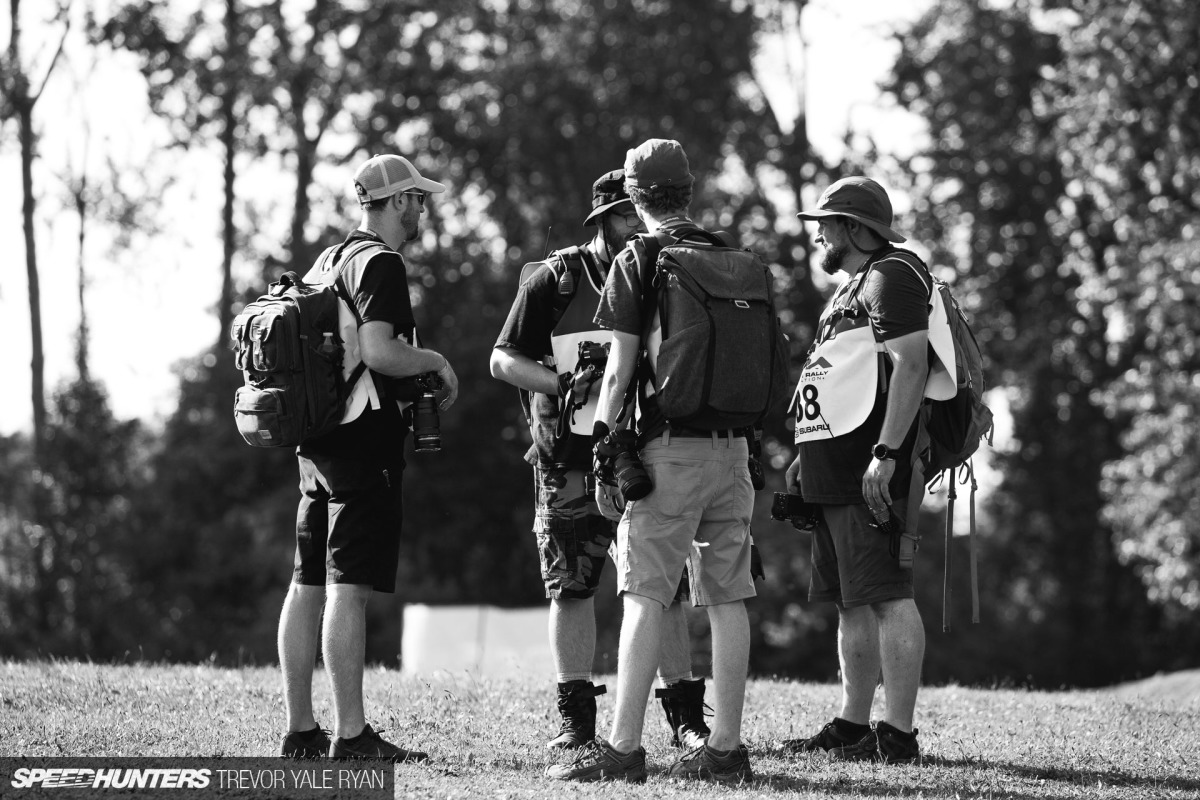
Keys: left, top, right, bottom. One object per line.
{"left": 352, "top": 154, "right": 446, "bottom": 205}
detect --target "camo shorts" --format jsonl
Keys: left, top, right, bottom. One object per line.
{"left": 534, "top": 466, "right": 615, "bottom": 600}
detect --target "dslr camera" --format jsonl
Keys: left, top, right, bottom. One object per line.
{"left": 771, "top": 491, "right": 820, "bottom": 532}
{"left": 576, "top": 340, "right": 610, "bottom": 373}
{"left": 393, "top": 371, "right": 443, "bottom": 453}
{"left": 594, "top": 429, "right": 652, "bottom": 502}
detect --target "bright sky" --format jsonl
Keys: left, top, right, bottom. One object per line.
{"left": 0, "top": 0, "right": 932, "bottom": 437}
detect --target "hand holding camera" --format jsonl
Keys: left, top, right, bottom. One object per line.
{"left": 771, "top": 491, "right": 820, "bottom": 532}
{"left": 393, "top": 371, "right": 444, "bottom": 453}
{"left": 593, "top": 428, "right": 652, "bottom": 502}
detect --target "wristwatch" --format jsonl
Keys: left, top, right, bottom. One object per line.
{"left": 871, "top": 443, "right": 901, "bottom": 460}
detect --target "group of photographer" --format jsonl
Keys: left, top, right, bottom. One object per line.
{"left": 275, "top": 144, "right": 933, "bottom": 782}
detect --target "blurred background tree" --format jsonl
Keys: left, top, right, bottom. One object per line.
{"left": 1, "top": 0, "right": 1197, "bottom": 686}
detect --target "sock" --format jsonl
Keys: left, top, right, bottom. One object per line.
{"left": 833, "top": 717, "right": 871, "bottom": 738}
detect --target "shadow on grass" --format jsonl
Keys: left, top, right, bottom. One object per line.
{"left": 743, "top": 757, "right": 1200, "bottom": 798}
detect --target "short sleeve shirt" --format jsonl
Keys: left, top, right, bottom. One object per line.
{"left": 797, "top": 247, "right": 930, "bottom": 503}
{"left": 300, "top": 230, "right": 414, "bottom": 459}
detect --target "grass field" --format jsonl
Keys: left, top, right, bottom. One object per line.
{"left": 3, "top": 661, "right": 1198, "bottom": 799}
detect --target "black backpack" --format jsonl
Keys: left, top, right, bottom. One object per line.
{"left": 230, "top": 240, "right": 379, "bottom": 447}
{"left": 634, "top": 227, "right": 791, "bottom": 430}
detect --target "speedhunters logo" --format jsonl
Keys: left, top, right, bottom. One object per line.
{"left": 11, "top": 767, "right": 211, "bottom": 789}
{"left": 2, "top": 758, "right": 391, "bottom": 798}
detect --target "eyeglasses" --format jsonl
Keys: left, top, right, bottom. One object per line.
{"left": 615, "top": 211, "right": 641, "bottom": 226}
{"left": 402, "top": 191, "right": 426, "bottom": 207}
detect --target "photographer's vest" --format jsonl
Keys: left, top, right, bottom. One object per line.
{"left": 304, "top": 236, "right": 421, "bottom": 425}
{"left": 520, "top": 245, "right": 612, "bottom": 467}
{"left": 792, "top": 248, "right": 956, "bottom": 444}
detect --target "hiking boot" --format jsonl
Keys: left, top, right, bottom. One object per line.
{"left": 545, "top": 738, "right": 647, "bottom": 783}
{"left": 330, "top": 724, "right": 429, "bottom": 763}
{"left": 655, "top": 678, "right": 711, "bottom": 749}
{"left": 827, "top": 722, "right": 921, "bottom": 765}
{"left": 778, "top": 717, "right": 870, "bottom": 754}
{"left": 547, "top": 681, "right": 607, "bottom": 749}
{"left": 668, "top": 742, "right": 754, "bottom": 784}
{"left": 280, "top": 726, "right": 330, "bottom": 759}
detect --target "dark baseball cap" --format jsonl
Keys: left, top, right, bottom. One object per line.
{"left": 583, "top": 169, "right": 635, "bottom": 226}
{"left": 797, "top": 176, "right": 905, "bottom": 243}
{"left": 623, "top": 139, "right": 694, "bottom": 190}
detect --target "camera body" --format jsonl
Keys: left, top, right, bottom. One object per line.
{"left": 771, "top": 491, "right": 820, "bottom": 532}
{"left": 395, "top": 371, "right": 444, "bottom": 453}
{"left": 576, "top": 340, "right": 610, "bottom": 373}
{"left": 594, "top": 429, "right": 652, "bottom": 501}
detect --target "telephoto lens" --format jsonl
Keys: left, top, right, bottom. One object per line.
{"left": 612, "top": 448, "right": 651, "bottom": 501}
{"left": 411, "top": 393, "right": 441, "bottom": 453}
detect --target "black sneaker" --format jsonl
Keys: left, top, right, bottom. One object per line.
{"left": 655, "top": 678, "right": 711, "bottom": 749}
{"left": 329, "top": 724, "right": 429, "bottom": 763}
{"left": 280, "top": 727, "right": 330, "bottom": 759}
{"left": 545, "top": 738, "right": 647, "bottom": 783}
{"left": 778, "top": 717, "right": 870, "bottom": 754}
{"left": 827, "top": 722, "right": 921, "bottom": 765}
{"left": 547, "top": 681, "right": 607, "bottom": 749}
{"left": 668, "top": 742, "right": 754, "bottom": 784}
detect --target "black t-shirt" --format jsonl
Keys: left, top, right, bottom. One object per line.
{"left": 797, "top": 247, "right": 930, "bottom": 503}
{"left": 300, "top": 230, "right": 415, "bottom": 459}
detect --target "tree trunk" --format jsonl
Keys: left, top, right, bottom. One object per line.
{"left": 216, "top": 0, "right": 239, "bottom": 348}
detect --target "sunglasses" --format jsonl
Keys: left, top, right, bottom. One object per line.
{"left": 402, "top": 191, "right": 427, "bottom": 207}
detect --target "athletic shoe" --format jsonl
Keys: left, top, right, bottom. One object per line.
{"left": 547, "top": 681, "right": 607, "bottom": 749}
{"left": 280, "top": 727, "right": 331, "bottom": 759}
{"left": 668, "top": 742, "right": 754, "bottom": 784}
{"left": 545, "top": 738, "right": 647, "bottom": 783}
{"left": 655, "top": 678, "right": 711, "bottom": 748}
{"left": 778, "top": 717, "right": 870, "bottom": 754}
{"left": 329, "top": 724, "right": 429, "bottom": 763}
{"left": 827, "top": 722, "right": 921, "bottom": 765}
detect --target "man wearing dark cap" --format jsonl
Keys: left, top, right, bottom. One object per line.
{"left": 491, "top": 169, "right": 705, "bottom": 752}
{"left": 548, "top": 140, "right": 757, "bottom": 784}
{"left": 278, "top": 153, "right": 458, "bottom": 762}
{"left": 781, "top": 176, "right": 930, "bottom": 764}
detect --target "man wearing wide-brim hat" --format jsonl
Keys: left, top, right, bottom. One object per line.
{"left": 782, "top": 175, "right": 930, "bottom": 765}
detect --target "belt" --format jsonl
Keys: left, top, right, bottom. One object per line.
{"left": 667, "top": 425, "right": 737, "bottom": 438}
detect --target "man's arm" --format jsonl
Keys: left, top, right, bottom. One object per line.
{"left": 862, "top": 328, "right": 928, "bottom": 509}
{"left": 489, "top": 346, "right": 558, "bottom": 396}
{"left": 359, "top": 320, "right": 459, "bottom": 409}
{"left": 591, "top": 330, "right": 640, "bottom": 434}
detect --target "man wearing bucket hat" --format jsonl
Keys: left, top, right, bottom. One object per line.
{"left": 780, "top": 176, "right": 930, "bottom": 764}
{"left": 548, "top": 140, "right": 758, "bottom": 785}
{"left": 491, "top": 169, "right": 707, "bottom": 752}
{"left": 278, "top": 153, "right": 457, "bottom": 762}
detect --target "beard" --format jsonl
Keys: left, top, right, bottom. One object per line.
{"left": 819, "top": 242, "right": 849, "bottom": 274}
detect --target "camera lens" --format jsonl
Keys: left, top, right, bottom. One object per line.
{"left": 411, "top": 393, "right": 441, "bottom": 453}
{"left": 613, "top": 451, "right": 652, "bottom": 501}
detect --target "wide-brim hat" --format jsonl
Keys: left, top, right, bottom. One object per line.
{"left": 797, "top": 176, "right": 905, "bottom": 243}
{"left": 583, "top": 169, "right": 635, "bottom": 226}
{"left": 353, "top": 154, "right": 446, "bottom": 205}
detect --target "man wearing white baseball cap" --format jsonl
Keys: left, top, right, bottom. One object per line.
{"left": 277, "top": 153, "right": 455, "bottom": 763}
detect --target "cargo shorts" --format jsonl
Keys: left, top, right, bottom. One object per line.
{"left": 534, "top": 466, "right": 615, "bottom": 600}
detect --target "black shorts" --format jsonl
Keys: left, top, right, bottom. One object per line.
{"left": 294, "top": 410, "right": 408, "bottom": 593}
{"left": 809, "top": 501, "right": 915, "bottom": 609}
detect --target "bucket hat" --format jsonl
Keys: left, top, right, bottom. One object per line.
{"left": 797, "top": 176, "right": 905, "bottom": 242}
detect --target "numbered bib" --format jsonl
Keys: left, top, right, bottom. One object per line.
{"left": 792, "top": 324, "right": 880, "bottom": 443}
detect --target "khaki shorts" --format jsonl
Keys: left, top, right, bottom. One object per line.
{"left": 615, "top": 432, "right": 756, "bottom": 608}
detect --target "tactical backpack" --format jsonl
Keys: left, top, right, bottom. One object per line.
{"left": 858, "top": 249, "right": 994, "bottom": 629}
{"left": 633, "top": 227, "right": 790, "bottom": 430}
{"left": 230, "top": 240, "right": 380, "bottom": 447}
